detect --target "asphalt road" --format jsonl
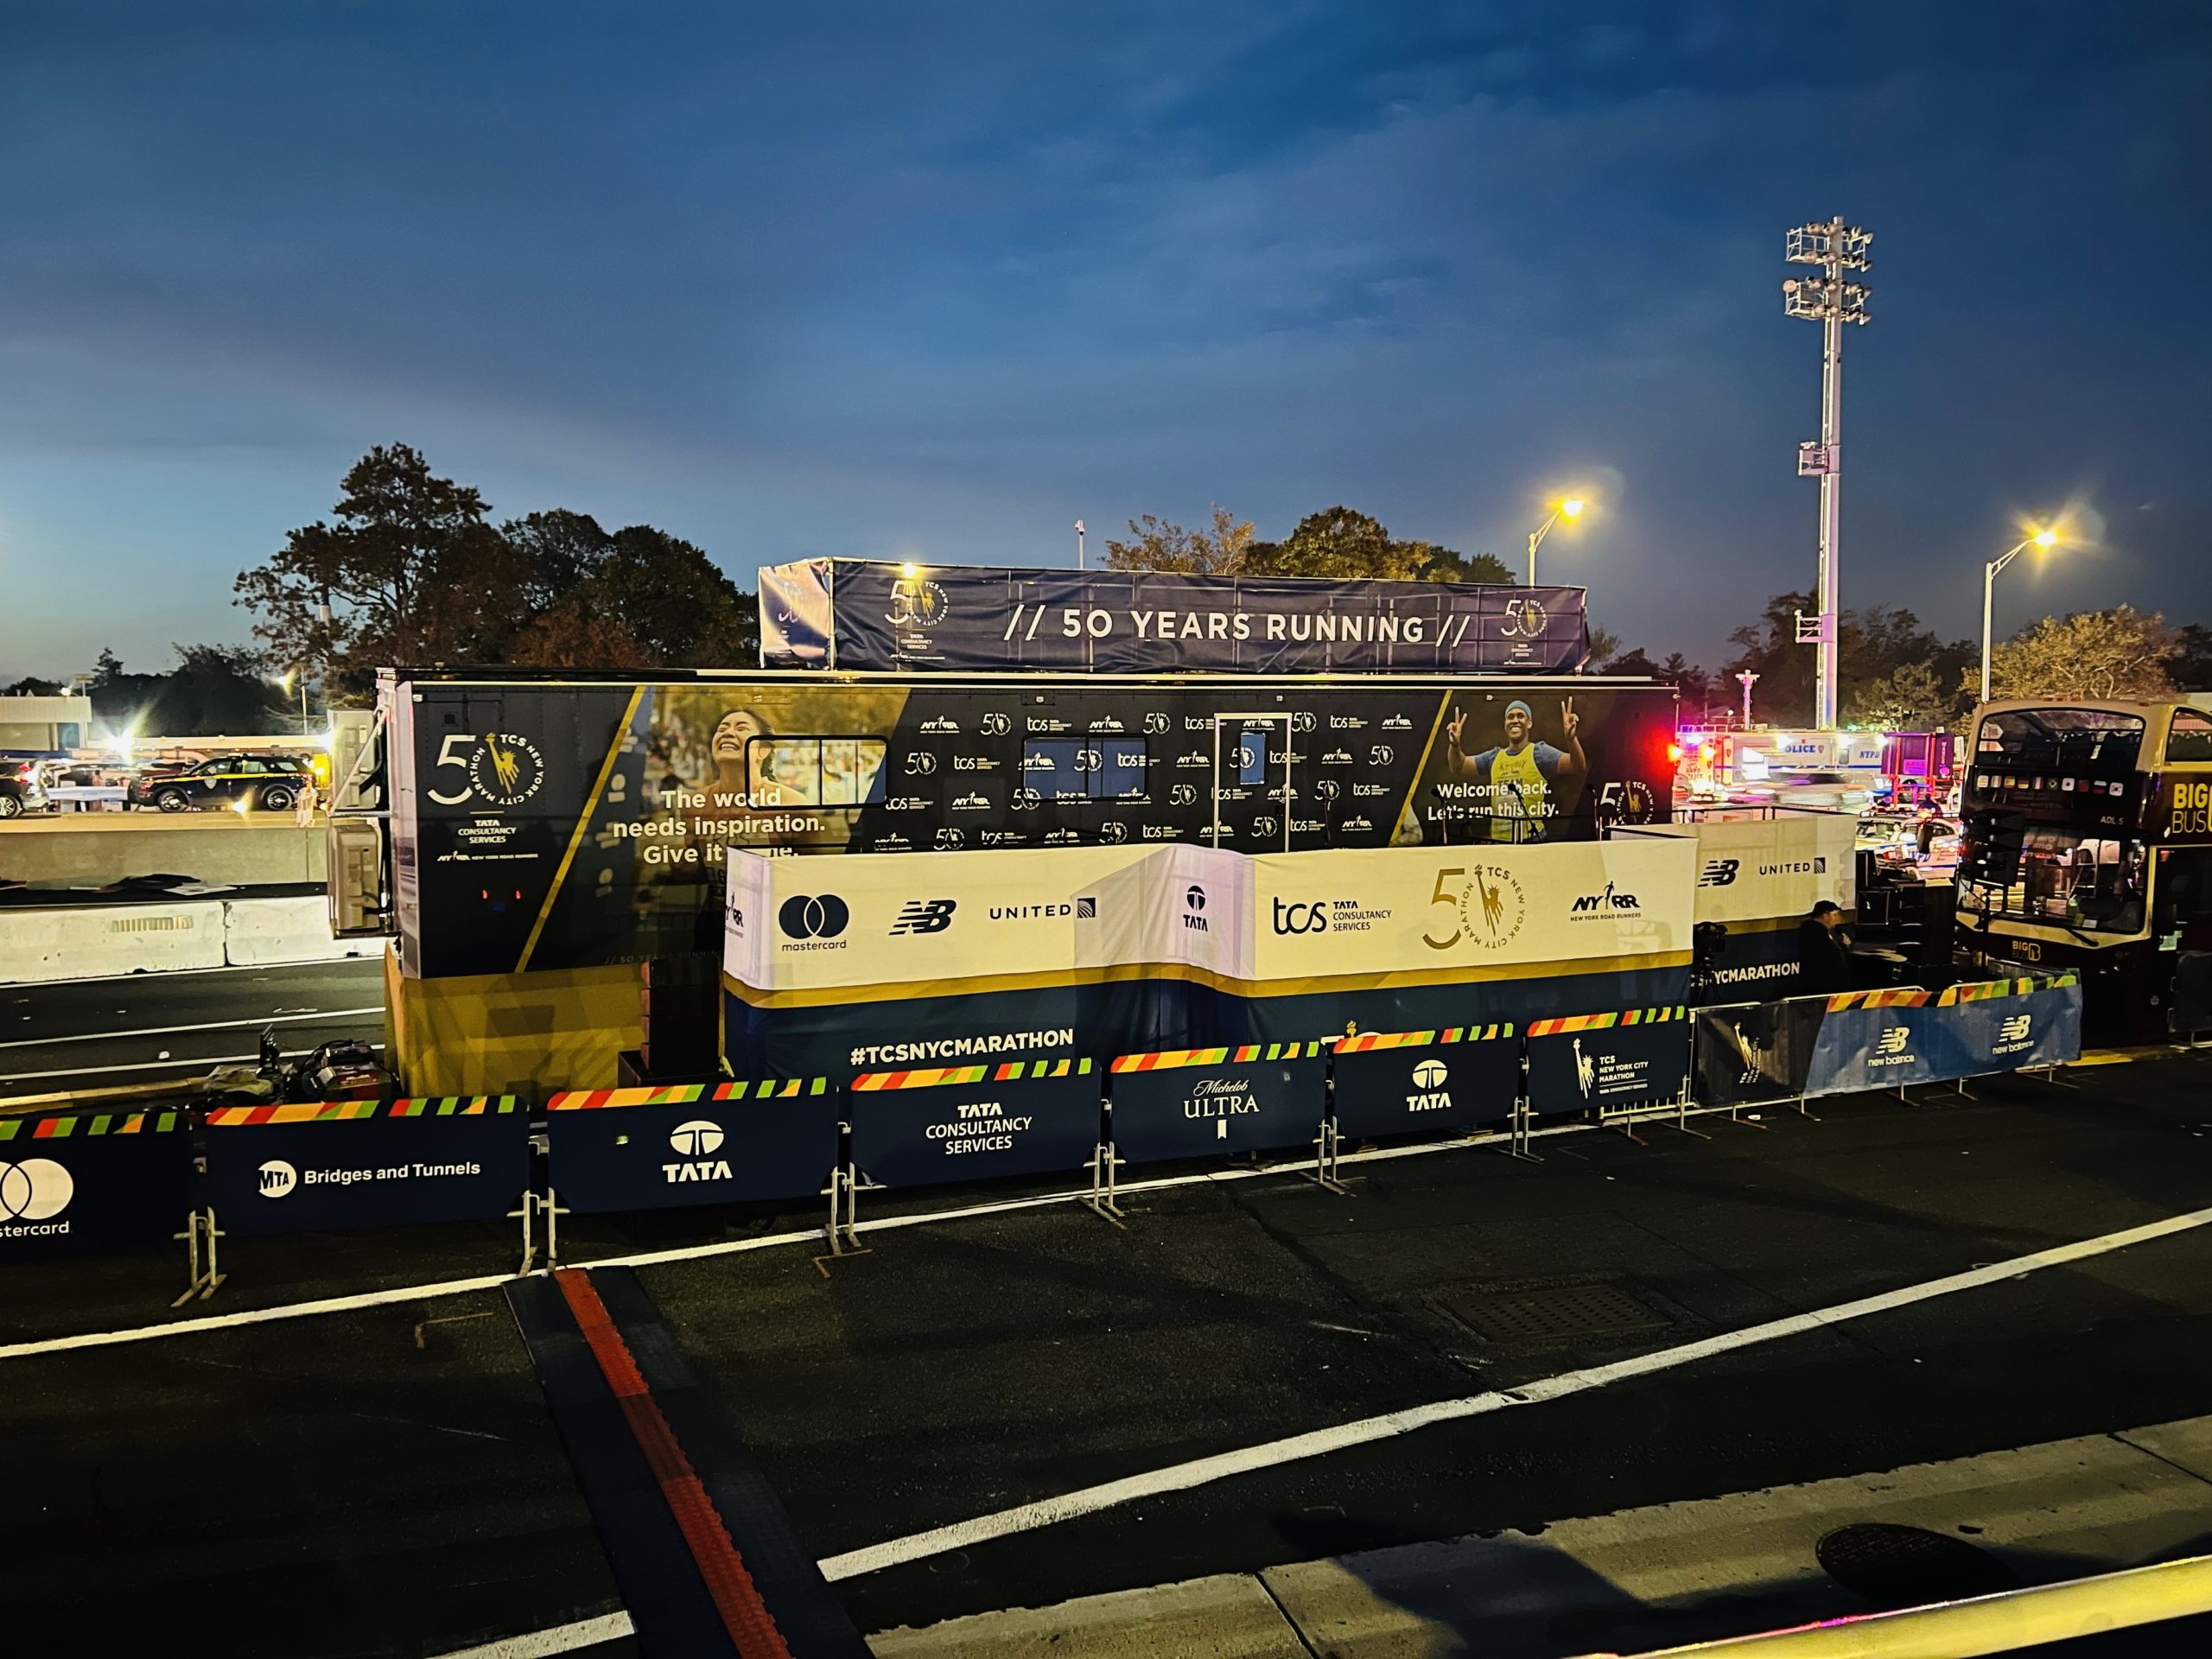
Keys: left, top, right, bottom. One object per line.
{"left": 6, "top": 1052, "right": 2212, "bottom": 1656}
{"left": 0, "top": 957, "right": 385, "bottom": 1097}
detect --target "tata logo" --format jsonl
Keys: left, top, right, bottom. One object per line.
{"left": 981, "top": 712, "right": 1013, "bottom": 736}
{"left": 1570, "top": 882, "right": 1641, "bottom": 914}
{"left": 1407, "top": 1057, "right": 1452, "bottom": 1113}
{"left": 257, "top": 1159, "right": 298, "bottom": 1198}
{"left": 779, "top": 893, "right": 851, "bottom": 940}
{"left": 1185, "top": 885, "right": 1210, "bottom": 931}
{"left": 1699, "top": 859, "right": 1740, "bottom": 888}
{"left": 664, "top": 1119, "right": 733, "bottom": 1183}
{"left": 0, "top": 1158, "right": 73, "bottom": 1223}
{"left": 1273, "top": 898, "right": 1328, "bottom": 934}
{"left": 891, "top": 899, "right": 957, "bottom": 935}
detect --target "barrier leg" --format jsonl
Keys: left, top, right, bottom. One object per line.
{"left": 513, "top": 1192, "right": 538, "bottom": 1275}
{"left": 1506, "top": 1098, "right": 1541, "bottom": 1163}
{"left": 1306, "top": 1119, "right": 1349, "bottom": 1196}
{"left": 822, "top": 1166, "right": 865, "bottom": 1257}
{"left": 1085, "top": 1142, "right": 1126, "bottom": 1222}
{"left": 1671, "top": 1080, "right": 1711, "bottom": 1141}
{"left": 171, "top": 1209, "right": 226, "bottom": 1306}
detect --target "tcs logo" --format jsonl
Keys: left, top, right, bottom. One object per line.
{"left": 1272, "top": 898, "right": 1329, "bottom": 935}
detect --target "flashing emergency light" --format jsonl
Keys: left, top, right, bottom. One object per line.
{"left": 1668, "top": 742, "right": 1685, "bottom": 763}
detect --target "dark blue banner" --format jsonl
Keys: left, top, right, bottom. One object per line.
{"left": 545, "top": 1081, "right": 839, "bottom": 1212}
{"left": 204, "top": 1099, "right": 528, "bottom": 1235}
{"left": 1526, "top": 1011, "right": 1690, "bottom": 1115}
{"left": 849, "top": 1059, "right": 1100, "bottom": 1187}
{"left": 1803, "top": 980, "right": 2082, "bottom": 1097}
{"left": 760, "top": 560, "right": 1589, "bottom": 674}
{"left": 1693, "top": 999, "right": 1826, "bottom": 1106}
{"left": 0, "top": 1109, "right": 193, "bottom": 1260}
{"left": 1106, "top": 1043, "right": 1328, "bottom": 1162}
{"left": 1330, "top": 1026, "right": 1520, "bottom": 1139}
{"left": 1939, "top": 980, "right": 2082, "bottom": 1074}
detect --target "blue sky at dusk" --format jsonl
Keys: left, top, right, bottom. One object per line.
{"left": 1, "top": 3, "right": 2206, "bottom": 682}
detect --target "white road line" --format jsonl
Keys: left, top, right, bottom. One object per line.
{"left": 429, "top": 1612, "right": 633, "bottom": 1658}
{"left": 2, "top": 957, "right": 382, "bottom": 989}
{"left": 0, "top": 1043, "right": 385, "bottom": 1085}
{"left": 0, "top": 1007, "right": 382, "bottom": 1051}
{"left": 811, "top": 1203, "right": 2212, "bottom": 1581}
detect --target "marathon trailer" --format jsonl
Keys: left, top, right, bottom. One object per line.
{"left": 330, "top": 667, "right": 1681, "bottom": 1093}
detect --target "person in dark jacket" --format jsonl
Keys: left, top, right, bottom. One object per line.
{"left": 1797, "top": 900, "right": 1855, "bottom": 994}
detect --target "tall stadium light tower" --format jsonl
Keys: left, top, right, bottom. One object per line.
{"left": 1782, "top": 217, "right": 1872, "bottom": 732}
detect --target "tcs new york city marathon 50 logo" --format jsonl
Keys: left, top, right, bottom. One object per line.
{"left": 424, "top": 732, "right": 547, "bottom": 809}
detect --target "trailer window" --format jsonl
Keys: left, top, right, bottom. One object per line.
{"left": 750, "top": 737, "right": 886, "bottom": 807}
{"left": 1021, "top": 738, "right": 1147, "bottom": 800}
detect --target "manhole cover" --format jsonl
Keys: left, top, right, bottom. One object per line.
{"left": 1815, "top": 1522, "right": 2018, "bottom": 1610}
{"left": 1437, "top": 1280, "right": 1672, "bottom": 1343}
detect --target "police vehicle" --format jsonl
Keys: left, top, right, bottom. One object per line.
{"left": 129, "top": 753, "right": 312, "bottom": 813}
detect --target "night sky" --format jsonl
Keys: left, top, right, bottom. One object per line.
{"left": 2, "top": 3, "right": 2207, "bottom": 682}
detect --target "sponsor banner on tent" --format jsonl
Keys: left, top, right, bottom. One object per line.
{"left": 1108, "top": 1042, "right": 1327, "bottom": 1162}
{"left": 544, "top": 1080, "right": 837, "bottom": 1212}
{"left": 1330, "top": 1025, "right": 1519, "bottom": 1138}
{"left": 1247, "top": 838, "right": 1696, "bottom": 982}
{"left": 0, "top": 1109, "right": 191, "bottom": 1260}
{"left": 1526, "top": 1008, "right": 1689, "bottom": 1114}
{"left": 849, "top": 1058, "right": 1100, "bottom": 1187}
{"left": 204, "top": 1097, "right": 527, "bottom": 1234}
{"left": 1693, "top": 998, "right": 1826, "bottom": 1105}
{"left": 758, "top": 560, "right": 1591, "bottom": 675}
{"left": 1681, "top": 815, "right": 1856, "bottom": 926}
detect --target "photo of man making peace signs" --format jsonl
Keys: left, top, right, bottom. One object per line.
{"left": 1443, "top": 696, "right": 1586, "bottom": 842}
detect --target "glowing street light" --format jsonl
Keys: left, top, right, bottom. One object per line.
{"left": 1980, "top": 524, "right": 2063, "bottom": 704}
{"left": 1527, "top": 497, "right": 1592, "bottom": 586}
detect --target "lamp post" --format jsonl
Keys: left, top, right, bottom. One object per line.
{"left": 1737, "top": 670, "right": 1760, "bottom": 728}
{"left": 1525, "top": 498, "right": 1586, "bottom": 586}
{"left": 1075, "top": 519, "right": 1085, "bottom": 571}
{"left": 1980, "top": 528, "right": 2058, "bottom": 704}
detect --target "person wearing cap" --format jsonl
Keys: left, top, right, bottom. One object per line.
{"left": 1797, "top": 899, "right": 1854, "bottom": 994}
{"left": 1444, "top": 697, "right": 1586, "bottom": 842}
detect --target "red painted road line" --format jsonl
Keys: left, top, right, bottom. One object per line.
{"left": 553, "top": 1269, "right": 797, "bottom": 1659}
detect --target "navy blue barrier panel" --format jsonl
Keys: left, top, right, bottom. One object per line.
{"left": 1526, "top": 1008, "right": 1689, "bottom": 1114}
{"left": 1803, "top": 976, "right": 2082, "bottom": 1098}
{"left": 204, "top": 1097, "right": 527, "bottom": 1235}
{"left": 1694, "top": 998, "right": 1826, "bottom": 1106}
{"left": 1943, "top": 976, "right": 2082, "bottom": 1071}
{"left": 1107, "top": 1042, "right": 1327, "bottom": 1162}
{"left": 1330, "top": 1024, "right": 1519, "bottom": 1139}
{"left": 849, "top": 1058, "right": 1100, "bottom": 1188}
{"left": 0, "top": 1108, "right": 193, "bottom": 1260}
{"left": 545, "top": 1079, "right": 837, "bottom": 1213}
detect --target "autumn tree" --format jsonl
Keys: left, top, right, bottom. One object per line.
{"left": 1103, "top": 505, "right": 1255, "bottom": 575}
{"left": 1977, "top": 606, "right": 2177, "bottom": 702}
{"left": 235, "top": 443, "right": 527, "bottom": 691}
{"left": 1847, "top": 662, "right": 1959, "bottom": 731}
{"left": 1245, "top": 506, "right": 1514, "bottom": 584}
{"left": 1722, "top": 590, "right": 1973, "bottom": 727}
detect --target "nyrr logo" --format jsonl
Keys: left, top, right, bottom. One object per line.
{"left": 664, "top": 1119, "right": 733, "bottom": 1184}
{"left": 257, "top": 1159, "right": 299, "bottom": 1198}
{"left": 1406, "top": 1057, "right": 1452, "bottom": 1113}
{"left": 890, "top": 899, "right": 957, "bottom": 935}
{"left": 779, "top": 893, "right": 850, "bottom": 942}
{"left": 1570, "top": 881, "right": 1641, "bottom": 916}
{"left": 1699, "top": 859, "right": 1740, "bottom": 888}
{"left": 0, "top": 1157, "right": 73, "bottom": 1222}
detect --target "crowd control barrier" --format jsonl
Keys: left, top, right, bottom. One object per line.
{"left": 849, "top": 1058, "right": 1099, "bottom": 1190}
{"left": 1330, "top": 1026, "right": 1518, "bottom": 1140}
{"left": 545, "top": 1080, "right": 836, "bottom": 1216}
{"left": 1527, "top": 1007, "right": 1690, "bottom": 1118}
{"left": 1106, "top": 1042, "right": 1329, "bottom": 1166}
{"left": 1694, "top": 974, "right": 2082, "bottom": 1109}
{"left": 0, "top": 1108, "right": 193, "bottom": 1262}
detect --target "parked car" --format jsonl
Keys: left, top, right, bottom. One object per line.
{"left": 0, "top": 757, "right": 54, "bottom": 818}
{"left": 1736, "top": 769, "right": 1874, "bottom": 814}
{"left": 129, "top": 753, "right": 313, "bottom": 813}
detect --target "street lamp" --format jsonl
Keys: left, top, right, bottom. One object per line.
{"left": 1526, "top": 497, "right": 1589, "bottom": 586}
{"left": 279, "top": 669, "right": 308, "bottom": 734}
{"left": 1980, "top": 526, "right": 2060, "bottom": 704}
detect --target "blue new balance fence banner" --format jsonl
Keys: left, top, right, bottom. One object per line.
{"left": 203, "top": 1097, "right": 528, "bottom": 1235}
{"left": 0, "top": 1108, "right": 193, "bottom": 1260}
{"left": 1802, "top": 976, "right": 2082, "bottom": 1098}
{"left": 1329, "top": 1025, "right": 1518, "bottom": 1138}
{"left": 1525, "top": 1007, "right": 1690, "bottom": 1115}
{"left": 545, "top": 1080, "right": 836, "bottom": 1212}
{"left": 1107, "top": 1042, "right": 1328, "bottom": 1162}
{"left": 849, "top": 1058, "right": 1100, "bottom": 1187}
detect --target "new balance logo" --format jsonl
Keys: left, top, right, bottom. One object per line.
{"left": 1699, "top": 859, "right": 1739, "bottom": 887}
{"left": 1998, "top": 1014, "right": 2031, "bottom": 1043}
{"left": 890, "top": 899, "right": 957, "bottom": 935}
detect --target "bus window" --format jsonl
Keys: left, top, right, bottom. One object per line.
{"left": 2007, "top": 830, "right": 2146, "bottom": 933}
{"left": 2167, "top": 710, "right": 2212, "bottom": 764}
{"left": 2156, "top": 848, "right": 2212, "bottom": 933}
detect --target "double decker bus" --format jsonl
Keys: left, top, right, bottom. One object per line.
{"left": 1955, "top": 698, "right": 2212, "bottom": 1035}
